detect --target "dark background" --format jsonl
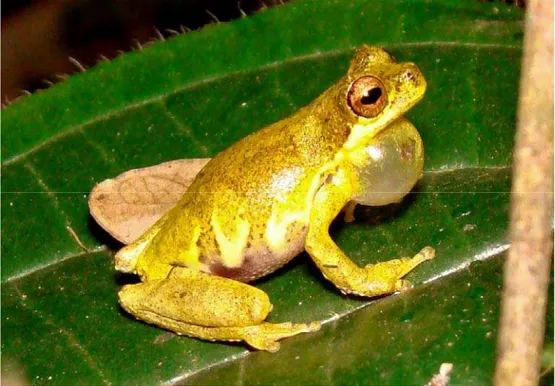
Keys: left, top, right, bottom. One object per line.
{"left": 1, "top": 0, "right": 286, "bottom": 102}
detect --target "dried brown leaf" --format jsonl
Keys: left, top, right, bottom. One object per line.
{"left": 89, "top": 158, "right": 210, "bottom": 244}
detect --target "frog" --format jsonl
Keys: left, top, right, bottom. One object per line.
{"left": 113, "top": 45, "right": 434, "bottom": 352}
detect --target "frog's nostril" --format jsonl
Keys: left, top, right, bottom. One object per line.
{"left": 403, "top": 70, "right": 414, "bottom": 82}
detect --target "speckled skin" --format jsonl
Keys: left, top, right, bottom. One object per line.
{"left": 135, "top": 99, "right": 350, "bottom": 282}
{"left": 115, "top": 45, "right": 435, "bottom": 352}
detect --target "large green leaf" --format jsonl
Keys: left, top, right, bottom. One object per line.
{"left": 4, "top": 0, "right": 549, "bottom": 385}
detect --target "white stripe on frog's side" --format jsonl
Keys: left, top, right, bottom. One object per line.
{"left": 211, "top": 208, "right": 251, "bottom": 269}
{"left": 172, "top": 225, "right": 206, "bottom": 271}
{"left": 264, "top": 153, "right": 346, "bottom": 253}
{"left": 264, "top": 206, "right": 308, "bottom": 252}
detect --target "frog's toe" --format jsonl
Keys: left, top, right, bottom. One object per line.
{"left": 263, "top": 321, "right": 321, "bottom": 336}
{"left": 243, "top": 321, "right": 321, "bottom": 352}
{"left": 394, "top": 279, "right": 413, "bottom": 292}
{"left": 306, "top": 321, "right": 322, "bottom": 332}
{"left": 418, "top": 246, "right": 436, "bottom": 261}
{"left": 245, "top": 336, "right": 281, "bottom": 352}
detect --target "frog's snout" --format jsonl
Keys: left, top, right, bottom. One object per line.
{"left": 400, "top": 63, "right": 426, "bottom": 92}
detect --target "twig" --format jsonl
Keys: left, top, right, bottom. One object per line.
{"left": 66, "top": 225, "right": 90, "bottom": 252}
{"left": 494, "top": 1, "right": 554, "bottom": 385}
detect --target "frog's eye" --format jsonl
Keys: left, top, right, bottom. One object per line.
{"left": 347, "top": 76, "right": 388, "bottom": 118}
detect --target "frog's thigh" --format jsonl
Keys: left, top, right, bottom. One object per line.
{"left": 306, "top": 172, "right": 435, "bottom": 297}
{"left": 118, "top": 268, "right": 319, "bottom": 352}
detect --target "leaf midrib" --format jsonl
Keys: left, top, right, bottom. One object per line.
{"left": 2, "top": 164, "right": 511, "bottom": 284}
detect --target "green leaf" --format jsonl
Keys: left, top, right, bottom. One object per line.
{"left": 3, "top": 0, "right": 549, "bottom": 385}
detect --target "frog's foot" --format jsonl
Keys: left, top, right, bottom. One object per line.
{"left": 118, "top": 268, "right": 320, "bottom": 352}
{"left": 355, "top": 246, "right": 436, "bottom": 295}
{"left": 242, "top": 321, "right": 321, "bottom": 352}
{"left": 365, "top": 246, "right": 435, "bottom": 274}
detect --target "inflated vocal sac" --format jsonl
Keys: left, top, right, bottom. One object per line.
{"left": 349, "top": 118, "right": 424, "bottom": 207}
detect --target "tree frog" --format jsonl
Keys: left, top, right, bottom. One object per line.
{"left": 112, "top": 45, "right": 434, "bottom": 352}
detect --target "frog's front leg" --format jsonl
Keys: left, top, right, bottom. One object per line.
{"left": 305, "top": 170, "right": 435, "bottom": 296}
{"left": 118, "top": 267, "right": 320, "bottom": 352}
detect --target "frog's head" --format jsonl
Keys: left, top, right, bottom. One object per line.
{"left": 341, "top": 45, "right": 426, "bottom": 149}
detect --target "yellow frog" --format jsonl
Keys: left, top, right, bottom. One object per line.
{"left": 111, "top": 45, "right": 434, "bottom": 352}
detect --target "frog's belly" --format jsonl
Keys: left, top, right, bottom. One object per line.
{"left": 201, "top": 222, "right": 308, "bottom": 283}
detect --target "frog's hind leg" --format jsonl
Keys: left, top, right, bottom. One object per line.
{"left": 118, "top": 268, "right": 320, "bottom": 352}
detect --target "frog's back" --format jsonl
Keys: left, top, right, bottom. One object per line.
{"left": 141, "top": 104, "right": 350, "bottom": 282}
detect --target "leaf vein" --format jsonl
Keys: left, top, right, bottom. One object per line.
{"left": 158, "top": 102, "right": 210, "bottom": 155}
{"left": 24, "top": 162, "right": 77, "bottom": 234}
{"left": 80, "top": 128, "right": 118, "bottom": 166}
{"left": 3, "top": 42, "right": 519, "bottom": 168}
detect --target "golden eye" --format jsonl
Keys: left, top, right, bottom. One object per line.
{"left": 347, "top": 76, "right": 388, "bottom": 118}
